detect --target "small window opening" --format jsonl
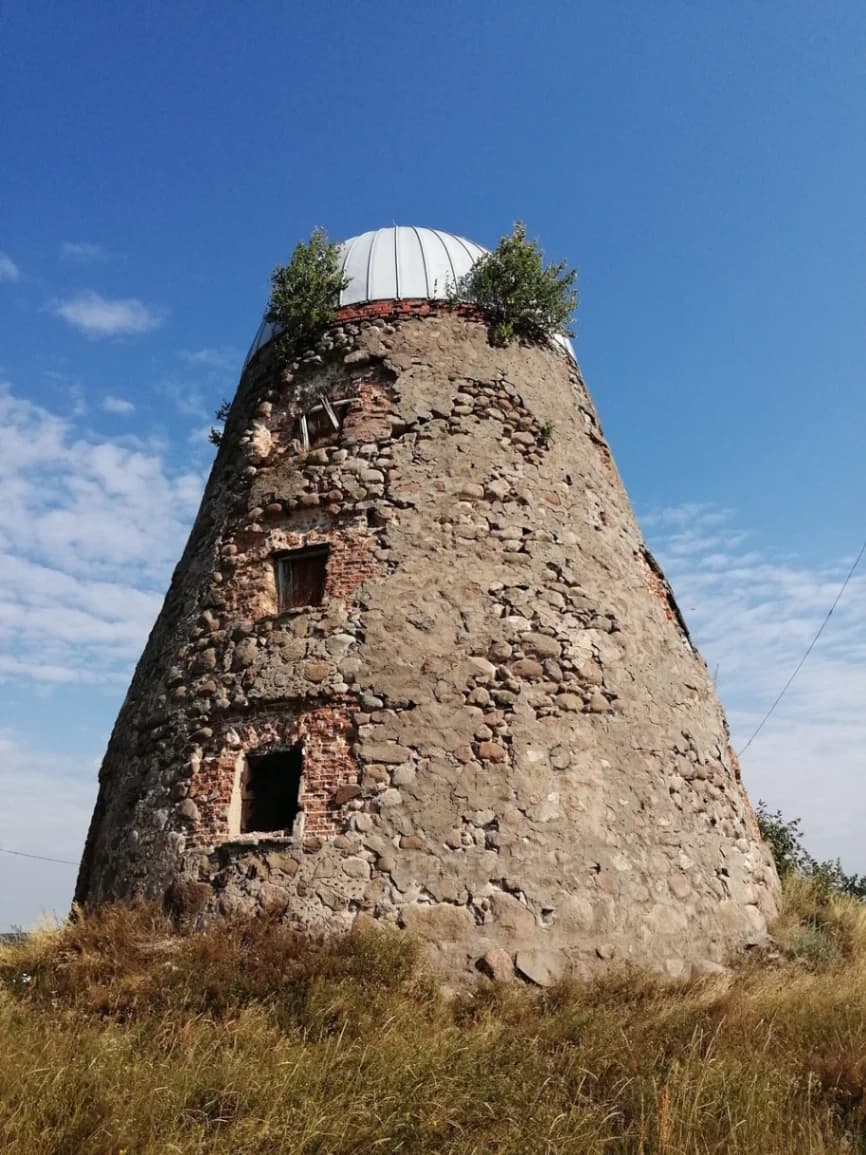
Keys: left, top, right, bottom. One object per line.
{"left": 299, "top": 395, "right": 354, "bottom": 450}
{"left": 274, "top": 544, "right": 329, "bottom": 611}
{"left": 240, "top": 744, "right": 303, "bottom": 834}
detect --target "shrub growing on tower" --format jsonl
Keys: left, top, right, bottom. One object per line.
{"left": 448, "top": 221, "right": 577, "bottom": 347}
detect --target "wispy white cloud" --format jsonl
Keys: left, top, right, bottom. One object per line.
{"left": 159, "top": 347, "right": 241, "bottom": 423}
{"left": 50, "top": 291, "right": 165, "bottom": 338}
{"left": 0, "top": 382, "right": 207, "bottom": 928}
{"left": 0, "top": 382, "right": 203, "bottom": 685}
{"left": 0, "top": 253, "right": 21, "bottom": 282}
{"left": 180, "top": 347, "right": 240, "bottom": 372}
{"left": 159, "top": 377, "right": 210, "bottom": 420}
{"left": 59, "top": 241, "right": 110, "bottom": 264}
{"left": 645, "top": 503, "right": 866, "bottom": 871}
{"left": 101, "top": 394, "right": 135, "bottom": 416}
{"left": 43, "top": 372, "right": 89, "bottom": 417}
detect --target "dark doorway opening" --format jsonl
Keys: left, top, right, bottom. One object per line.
{"left": 240, "top": 744, "right": 303, "bottom": 834}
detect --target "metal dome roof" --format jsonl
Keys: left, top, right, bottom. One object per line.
{"left": 245, "top": 226, "right": 574, "bottom": 364}
{"left": 338, "top": 227, "right": 487, "bottom": 305}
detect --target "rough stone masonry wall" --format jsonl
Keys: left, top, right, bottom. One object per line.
{"left": 75, "top": 305, "right": 779, "bottom": 983}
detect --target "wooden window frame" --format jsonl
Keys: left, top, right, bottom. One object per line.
{"left": 299, "top": 395, "right": 356, "bottom": 451}
{"left": 273, "top": 543, "right": 330, "bottom": 612}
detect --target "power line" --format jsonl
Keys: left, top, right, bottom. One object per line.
{"left": 0, "top": 846, "right": 77, "bottom": 866}
{"left": 738, "top": 534, "right": 866, "bottom": 758}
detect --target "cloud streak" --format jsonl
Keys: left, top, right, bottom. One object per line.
{"left": 59, "top": 241, "right": 110, "bottom": 264}
{"left": 51, "top": 291, "right": 165, "bottom": 338}
{"left": 101, "top": 394, "right": 135, "bottom": 415}
{"left": 0, "top": 383, "right": 203, "bottom": 685}
{"left": 644, "top": 503, "right": 866, "bottom": 871}
{"left": 180, "top": 347, "right": 240, "bottom": 372}
{"left": 0, "top": 253, "right": 20, "bottom": 282}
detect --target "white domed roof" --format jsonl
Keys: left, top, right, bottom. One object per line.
{"left": 339, "top": 227, "right": 487, "bottom": 305}
{"left": 245, "top": 226, "right": 574, "bottom": 364}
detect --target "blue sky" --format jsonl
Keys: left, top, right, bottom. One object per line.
{"left": 1, "top": 1, "right": 864, "bottom": 928}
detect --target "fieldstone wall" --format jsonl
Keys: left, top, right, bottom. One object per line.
{"left": 75, "top": 304, "right": 779, "bottom": 982}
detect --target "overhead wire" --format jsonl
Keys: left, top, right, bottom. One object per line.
{"left": 0, "top": 846, "right": 77, "bottom": 866}
{"left": 738, "top": 533, "right": 866, "bottom": 758}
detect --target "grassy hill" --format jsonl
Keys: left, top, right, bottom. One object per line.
{"left": 2, "top": 879, "right": 866, "bottom": 1154}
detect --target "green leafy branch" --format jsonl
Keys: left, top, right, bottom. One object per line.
{"left": 447, "top": 221, "right": 577, "bottom": 347}
{"left": 266, "top": 227, "right": 348, "bottom": 365}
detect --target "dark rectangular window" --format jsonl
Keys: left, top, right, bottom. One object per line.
{"left": 240, "top": 745, "right": 303, "bottom": 835}
{"left": 274, "top": 544, "right": 329, "bottom": 611}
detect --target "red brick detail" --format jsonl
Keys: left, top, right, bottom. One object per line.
{"left": 639, "top": 548, "right": 678, "bottom": 627}
{"left": 324, "top": 526, "right": 375, "bottom": 601}
{"left": 299, "top": 706, "right": 359, "bottom": 834}
{"left": 342, "top": 377, "right": 395, "bottom": 443}
{"left": 188, "top": 704, "right": 360, "bottom": 846}
{"left": 265, "top": 525, "right": 374, "bottom": 605}
{"left": 193, "top": 750, "right": 238, "bottom": 844}
{"left": 217, "top": 520, "right": 376, "bottom": 623}
{"left": 334, "top": 299, "right": 484, "bottom": 326}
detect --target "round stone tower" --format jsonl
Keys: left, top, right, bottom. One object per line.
{"left": 75, "top": 226, "right": 779, "bottom": 981}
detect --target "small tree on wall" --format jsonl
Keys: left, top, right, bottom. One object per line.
{"left": 448, "top": 221, "right": 578, "bottom": 347}
{"left": 266, "top": 227, "right": 348, "bottom": 364}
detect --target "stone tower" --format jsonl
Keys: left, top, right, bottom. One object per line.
{"left": 75, "top": 226, "right": 778, "bottom": 981}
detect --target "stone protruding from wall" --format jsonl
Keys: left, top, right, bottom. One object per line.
{"left": 75, "top": 304, "right": 779, "bottom": 982}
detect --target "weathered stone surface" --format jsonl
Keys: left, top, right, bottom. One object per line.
{"left": 515, "top": 949, "right": 567, "bottom": 987}
{"left": 399, "top": 833, "right": 425, "bottom": 850}
{"left": 477, "top": 741, "right": 508, "bottom": 762}
{"left": 459, "top": 482, "right": 485, "bottom": 500}
{"left": 400, "top": 903, "right": 476, "bottom": 942}
{"left": 360, "top": 743, "right": 412, "bottom": 764}
{"left": 490, "top": 891, "right": 537, "bottom": 938}
{"left": 259, "top": 883, "right": 290, "bottom": 912}
{"left": 74, "top": 305, "right": 779, "bottom": 983}
{"left": 477, "top": 947, "right": 515, "bottom": 982}
{"left": 333, "top": 784, "right": 361, "bottom": 805}
{"left": 341, "top": 856, "right": 371, "bottom": 879}
{"left": 668, "top": 874, "right": 692, "bottom": 899}
{"left": 522, "top": 633, "right": 561, "bottom": 659}
{"left": 556, "top": 693, "right": 582, "bottom": 712}
{"left": 177, "top": 798, "right": 200, "bottom": 824}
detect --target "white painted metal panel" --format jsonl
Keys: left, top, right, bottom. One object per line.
{"left": 415, "top": 228, "right": 454, "bottom": 298}
{"left": 396, "top": 227, "right": 428, "bottom": 298}
{"left": 365, "top": 228, "right": 399, "bottom": 302}
{"left": 339, "top": 232, "right": 372, "bottom": 308}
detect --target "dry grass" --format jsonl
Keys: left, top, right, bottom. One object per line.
{"left": 2, "top": 881, "right": 866, "bottom": 1153}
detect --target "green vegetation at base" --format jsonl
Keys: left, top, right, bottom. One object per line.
{"left": 4, "top": 883, "right": 866, "bottom": 1153}
{"left": 757, "top": 800, "right": 866, "bottom": 899}
{"left": 448, "top": 221, "right": 577, "bottom": 347}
